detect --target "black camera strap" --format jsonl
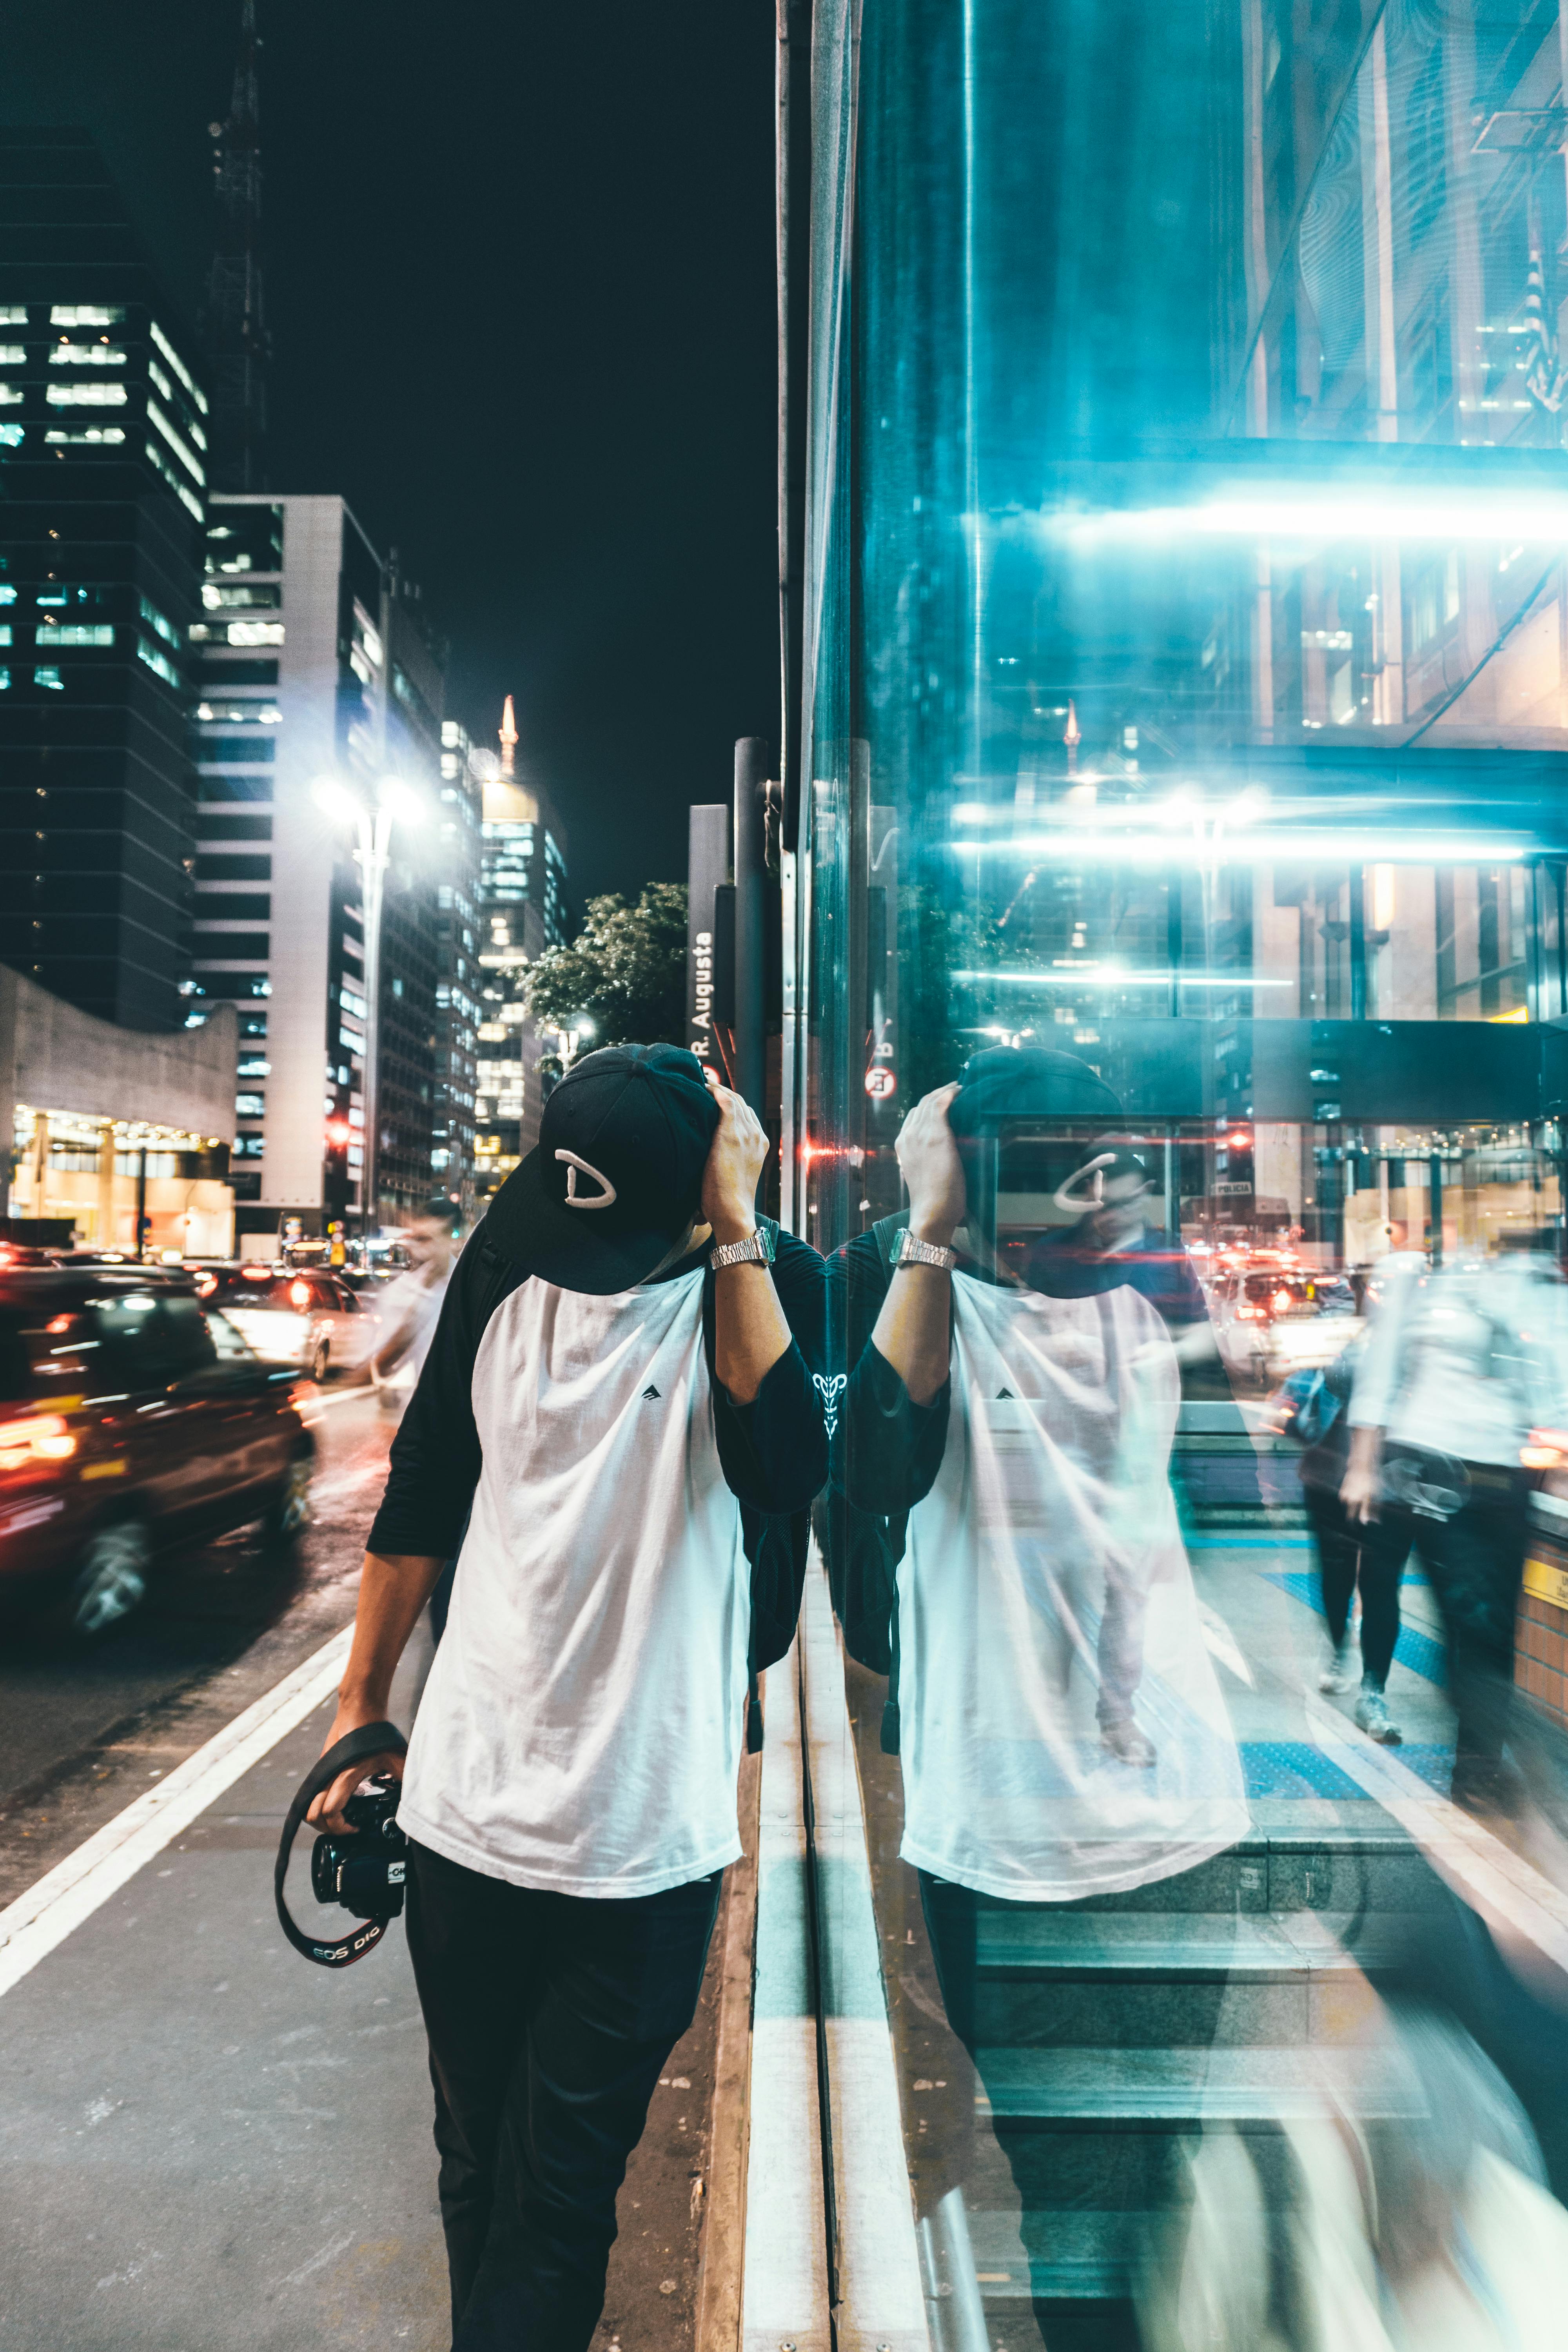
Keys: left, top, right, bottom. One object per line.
{"left": 274, "top": 1720, "right": 408, "bottom": 1969}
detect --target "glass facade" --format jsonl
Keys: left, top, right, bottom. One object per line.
{"left": 793, "top": 3, "right": 1568, "bottom": 2342}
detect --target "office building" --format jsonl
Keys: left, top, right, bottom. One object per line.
{"left": 0, "top": 126, "right": 207, "bottom": 1032}
{"left": 189, "top": 492, "right": 446, "bottom": 1241}
{"left": 473, "top": 697, "right": 572, "bottom": 1201}
{"left": 433, "top": 719, "right": 483, "bottom": 1213}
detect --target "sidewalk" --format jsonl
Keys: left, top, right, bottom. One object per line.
{"left": 1, "top": 1642, "right": 447, "bottom": 2352}
{"left": 0, "top": 1613, "right": 739, "bottom": 2352}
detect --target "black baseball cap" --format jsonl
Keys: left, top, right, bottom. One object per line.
{"left": 485, "top": 1043, "right": 720, "bottom": 1293}
{"left": 949, "top": 1046, "right": 1123, "bottom": 1135}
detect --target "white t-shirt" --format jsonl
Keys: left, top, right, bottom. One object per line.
{"left": 1350, "top": 1250, "right": 1568, "bottom": 1467}
{"left": 396, "top": 1269, "right": 751, "bottom": 1896}
{"left": 372, "top": 1265, "right": 450, "bottom": 1391}
{"left": 897, "top": 1273, "right": 1249, "bottom": 1901}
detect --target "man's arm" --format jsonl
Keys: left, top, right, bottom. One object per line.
{"left": 868, "top": 1082, "right": 964, "bottom": 1406}
{"left": 702, "top": 1076, "right": 791, "bottom": 1403}
{"left": 308, "top": 1552, "right": 444, "bottom": 1829}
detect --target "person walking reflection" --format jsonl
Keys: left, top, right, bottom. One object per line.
{"left": 830, "top": 1048, "right": 1248, "bottom": 1906}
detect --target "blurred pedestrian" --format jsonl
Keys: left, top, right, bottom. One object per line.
{"left": 1343, "top": 1247, "right": 1568, "bottom": 1808}
{"left": 1277, "top": 1338, "right": 1404, "bottom": 1742}
{"left": 352, "top": 1196, "right": 462, "bottom": 1405}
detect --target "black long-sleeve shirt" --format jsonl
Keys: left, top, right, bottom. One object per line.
{"left": 368, "top": 1218, "right": 828, "bottom": 1676}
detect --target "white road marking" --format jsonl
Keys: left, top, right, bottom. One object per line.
{"left": 1303, "top": 1691, "right": 1568, "bottom": 1971}
{"left": 0, "top": 1627, "right": 352, "bottom": 2000}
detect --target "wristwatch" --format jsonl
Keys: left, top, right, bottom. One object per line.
{"left": 889, "top": 1226, "right": 958, "bottom": 1272}
{"left": 710, "top": 1226, "right": 777, "bottom": 1270}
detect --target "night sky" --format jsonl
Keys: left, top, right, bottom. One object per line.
{"left": 0, "top": 0, "right": 780, "bottom": 902}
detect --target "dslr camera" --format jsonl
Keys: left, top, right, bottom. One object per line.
{"left": 310, "top": 1774, "right": 407, "bottom": 1921}
{"left": 275, "top": 1720, "right": 409, "bottom": 1970}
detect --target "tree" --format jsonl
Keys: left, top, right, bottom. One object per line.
{"left": 524, "top": 882, "right": 689, "bottom": 1056}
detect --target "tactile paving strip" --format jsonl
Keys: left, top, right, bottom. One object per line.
{"left": 1262, "top": 1569, "right": 1449, "bottom": 1686}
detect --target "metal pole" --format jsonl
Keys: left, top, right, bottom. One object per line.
{"left": 359, "top": 811, "right": 389, "bottom": 1245}
{"left": 733, "top": 738, "right": 770, "bottom": 1115}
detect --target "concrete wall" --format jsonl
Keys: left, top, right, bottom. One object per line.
{"left": 0, "top": 964, "right": 238, "bottom": 1209}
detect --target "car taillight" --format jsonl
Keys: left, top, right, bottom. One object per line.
{"left": 0, "top": 1414, "right": 76, "bottom": 1470}
{"left": 290, "top": 1279, "right": 310, "bottom": 1309}
{"left": 1523, "top": 1428, "right": 1568, "bottom": 1470}
{"left": 1237, "top": 1304, "right": 1264, "bottom": 1321}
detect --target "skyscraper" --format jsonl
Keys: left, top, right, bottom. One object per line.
{"left": 0, "top": 126, "right": 207, "bottom": 1032}
{"left": 434, "top": 719, "right": 484, "bottom": 1214}
{"left": 189, "top": 493, "right": 447, "bottom": 1241}
{"left": 473, "top": 697, "right": 572, "bottom": 1201}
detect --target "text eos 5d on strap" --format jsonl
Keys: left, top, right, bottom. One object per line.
{"left": 274, "top": 1720, "right": 409, "bottom": 1968}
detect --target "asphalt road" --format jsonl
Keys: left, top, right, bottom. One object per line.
{"left": 0, "top": 1388, "right": 394, "bottom": 1901}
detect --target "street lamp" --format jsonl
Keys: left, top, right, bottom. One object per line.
{"left": 313, "top": 773, "right": 425, "bottom": 1243}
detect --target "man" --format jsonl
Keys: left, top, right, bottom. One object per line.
{"left": 1343, "top": 1241, "right": 1568, "bottom": 1807}
{"left": 353, "top": 1195, "right": 462, "bottom": 1402}
{"left": 310, "top": 1044, "right": 825, "bottom": 2350}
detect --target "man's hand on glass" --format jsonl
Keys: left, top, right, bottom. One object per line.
{"left": 895, "top": 1082, "right": 966, "bottom": 1247}
{"left": 701, "top": 1073, "right": 769, "bottom": 1243}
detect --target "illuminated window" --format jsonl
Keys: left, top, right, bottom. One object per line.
{"left": 0, "top": 347, "right": 24, "bottom": 367}
{"left": 149, "top": 320, "right": 207, "bottom": 412}
{"left": 0, "top": 670, "right": 9, "bottom": 691}
{"left": 224, "top": 621, "right": 284, "bottom": 646}
{"left": 137, "top": 637, "right": 181, "bottom": 688}
{"left": 138, "top": 596, "right": 178, "bottom": 649}
{"left": 49, "top": 305, "right": 124, "bottom": 327}
{"left": 0, "top": 588, "right": 12, "bottom": 604}
{"left": 0, "top": 306, "right": 25, "bottom": 325}
{"left": 43, "top": 426, "right": 125, "bottom": 445}
{"left": 197, "top": 701, "right": 281, "bottom": 724}
{"left": 0, "top": 386, "right": 22, "bottom": 407}
{"left": 33, "top": 666, "right": 64, "bottom": 690}
{"left": 35, "top": 624, "right": 113, "bottom": 647}
{"left": 0, "top": 627, "right": 9, "bottom": 647}
{"left": 201, "top": 581, "right": 279, "bottom": 610}
{"left": 0, "top": 424, "right": 20, "bottom": 448}
{"left": 147, "top": 396, "right": 204, "bottom": 485}
{"left": 235, "top": 1093, "right": 265, "bottom": 1117}
{"left": 143, "top": 440, "right": 201, "bottom": 521}
{"left": 46, "top": 382, "right": 127, "bottom": 407}
{"left": 48, "top": 343, "right": 127, "bottom": 368}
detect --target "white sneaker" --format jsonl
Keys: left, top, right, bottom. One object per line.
{"left": 1355, "top": 1688, "right": 1400, "bottom": 1744}
{"left": 1318, "top": 1639, "right": 1357, "bottom": 1694}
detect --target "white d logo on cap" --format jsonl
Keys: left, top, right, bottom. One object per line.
{"left": 555, "top": 1149, "right": 618, "bottom": 1210}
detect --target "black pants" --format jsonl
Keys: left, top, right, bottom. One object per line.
{"left": 405, "top": 1840, "right": 723, "bottom": 2351}
{"left": 1377, "top": 1466, "right": 1532, "bottom": 1797}
{"left": 1304, "top": 1482, "right": 1402, "bottom": 1690}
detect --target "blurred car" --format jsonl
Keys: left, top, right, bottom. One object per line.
{"left": 0, "top": 1265, "right": 316, "bottom": 1637}
{"left": 194, "top": 1264, "right": 377, "bottom": 1379}
{"left": 1210, "top": 1265, "right": 1362, "bottom": 1388}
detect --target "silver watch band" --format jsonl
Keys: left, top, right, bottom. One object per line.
{"left": 709, "top": 1228, "right": 775, "bottom": 1270}
{"left": 891, "top": 1228, "right": 958, "bottom": 1273}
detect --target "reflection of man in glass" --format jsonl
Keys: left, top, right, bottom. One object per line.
{"left": 830, "top": 1048, "right": 1247, "bottom": 1907}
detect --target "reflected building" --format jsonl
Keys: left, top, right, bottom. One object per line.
{"left": 473, "top": 697, "right": 572, "bottom": 1203}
